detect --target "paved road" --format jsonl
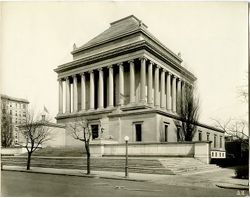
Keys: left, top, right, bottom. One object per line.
{"left": 1, "top": 171, "right": 240, "bottom": 197}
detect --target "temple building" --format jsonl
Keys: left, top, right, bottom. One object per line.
{"left": 54, "top": 15, "right": 225, "bottom": 160}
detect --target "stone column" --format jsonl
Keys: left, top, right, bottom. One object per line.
{"left": 147, "top": 61, "right": 153, "bottom": 105}
{"left": 154, "top": 65, "right": 160, "bottom": 107}
{"left": 166, "top": 72, "right": 171, "bottom": 111}
{"left": 65, "top": 77, "right": 71, "bottom": 113}
{"left": 89, "top": 70, "right": 95, "bottom": 110}
{"left": 177, "top": 78, "right": 181, "bottom": 113}
{"left": 98, "top": 68, "right": 104, "bottom": 109}
{"left": 81, "top": 73, "right": 86, "bottom": 111}
{"left": 58, "top": 78, "right": 63, "bottom": 114}
{"left": 140, "top": 57, "right": 146, "bottom": 103}
{"left": 118, "top": 63, "right": 124, "bottom": 106}
{"left": 172, "top": 75, "right": 177, "bottom": 113}
{"left": 160, "top": 69, "right": 166, "bottom": 108}
{"left": 129, "top": 60, "right": 135, "bottom": 104}
{"left": 73, "top": 75, "right": 78, "bottom": 112}
{"left": 108, "top": 65, "right": 114, "bottom": 107}
{"left": 181, "top": 81, "right": 186, "bottom": 107}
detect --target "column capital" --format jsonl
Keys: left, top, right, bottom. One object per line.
{"left": 57, "top": 78, "right": 63, "bottom": 82}
{"left": 117, "top": 62, "right": 123, "bottom": 67}
{"left": 172, "top": 75, "right": 176, "bottom": 79}
{"left": 72, "top": 74, "right": 77, "bottom": 78}
{"left": 162, "top": 68, "right": 167, "bottom": 72}
{"left": 149, "top": 60, "right": 155, "bottom": 65}
{"left": 107, "top": 65, "right": 113, "bottom": 69}
{"left": 65, "top": 76, "right": 70, "bottom": 81}
{"left": 81, "top": 72, "right": 86, "bottom": 77}
{"left": 88, "top": 70, "right": 94, "bottom": 74}
{"left": 155, "top": 65, "right": 160, "bottom": 69}
{"left": 128, "top": 59, "right": 134, "bottom": 64}
{"left": 139, "top": 56, "right": 147, "bottom": 61}
{"left": 166, "top": 71, "right": 172, "bottom": 76}
{"left": 177, "top": 77, "right": 182, "bottom": 82}
{"left": 98, "top": 67, "right": 103, "bottom": 71}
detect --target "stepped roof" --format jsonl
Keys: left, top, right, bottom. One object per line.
{"left": 72, "top": 15, "right": 181, "bottom": 62}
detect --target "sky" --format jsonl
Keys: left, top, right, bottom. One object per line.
{"left": 0, "top": 1, "right": 248, "bottom": 127}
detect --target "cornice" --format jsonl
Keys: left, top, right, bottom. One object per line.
{"left": 55, "top": 41, "right": 196, "bottom": 82}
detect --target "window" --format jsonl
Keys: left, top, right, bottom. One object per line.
{"left": 177, "top": 127, "right": 181, "bottom": 142}
{"left": 220, "top": 136, "right": 222, "bottom": 148}
{"left": 214, "top": 135, "right": 217, "bottom": 148}
{"left": 135, "top": 124, "right": 142, "bottom": 142}
{"left": 10, "top": 110, "right": 12, "bottom": 115}
{"left": 164, "top": 125, "right": 168, "bottom": 142}
{"left": 91, "top": 125, "right": 99, "bottom": 140}
{"left": 23, "top": 104, "right": 25, "bottom": 109}
{"left": 198, "top": 131, "right": 202, "bottom": 141}
{"left": 207, "top": 133, "right": 210, "bottom": 141}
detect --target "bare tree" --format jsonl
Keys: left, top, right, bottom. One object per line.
{"left": 1, "top": 112, "right": 14, "bottom": 147}
{"left": 179, "top": 85, "right": 200, "bottom": 141}
{"left": 18, "top": 112, "right": 51, "bottom": 170}
{"left": 238, "top": 72, "right": 248, "bottom": 103}
{"left": 213, "top": 118, "right": 248, "bottom": 146}
{"left": 68, "top": 118, "right": 91, "bottom": 174}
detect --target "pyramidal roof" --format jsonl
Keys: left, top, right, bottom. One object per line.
{"left": 73, "top": 15, "right": 149, "bottom": 53}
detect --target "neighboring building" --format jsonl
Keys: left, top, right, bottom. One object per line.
{"left": 1, "top": 94, "right": 29, "bottom": 146}
{"left": 54, "top": 15, "right": 225, "bottom": 159}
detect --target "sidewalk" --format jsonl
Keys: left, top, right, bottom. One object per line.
{"left": 2, "top": 165, "right": 249, "bottom": 190}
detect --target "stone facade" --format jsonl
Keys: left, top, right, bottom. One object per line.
{"left": 54, "top": 15, "right": 225, "bottom": 159}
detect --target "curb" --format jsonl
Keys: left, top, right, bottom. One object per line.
{"left": 2, "top": 168, "right": 146, "bottom": 182}
{"left": 216, "top": 183, "right": 249, "bottom": 190}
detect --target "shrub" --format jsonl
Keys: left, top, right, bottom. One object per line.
{"left": 234, "top": 166, "right": 249, "bottom": 179}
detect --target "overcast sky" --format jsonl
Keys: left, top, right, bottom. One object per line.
{"left": 0, "top": 2, "right": 248, "bottom": 127}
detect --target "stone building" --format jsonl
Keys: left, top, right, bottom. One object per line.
{"left": 54, "top": 15, "right": 225, "bottom": 160}
{"left": 1, "top": 94, "right": 29, "bottom": 146}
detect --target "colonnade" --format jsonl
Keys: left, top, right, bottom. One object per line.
{"left": 58, "top": 57, "right": 189, "bottom": 114}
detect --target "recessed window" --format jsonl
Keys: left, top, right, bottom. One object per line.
{"left": 220, "top": 136, "right": 222, "bottom": 148}
{"left": 164, "top": 125, "right": 168, "bottom": 142}
{"left": 214, "top": 135, "right": 217, "bottom": 148}
{"left": 207, "top": 133, "right": 210, "bottom": 141}
{"left": 135, "top": 123, "right": 142, "bottom": 142}
{"left": 91, "top": 125, "right": 99, "bottom": 140}
{"left": 198, "top": 131, "right": 202, "bottom": 141}
{"left": 177, "top": 127, "right": 181, "bottom": 142}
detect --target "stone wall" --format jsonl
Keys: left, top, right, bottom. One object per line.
{"left": 90, "top": 141, "right": 212, "bottom": 164}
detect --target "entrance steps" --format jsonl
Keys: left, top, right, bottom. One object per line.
{"left": 2, "top": 156, "right": 220, "bottom": 175}
{"left": 159, "top": 157, "right": 221, "bottom": 175}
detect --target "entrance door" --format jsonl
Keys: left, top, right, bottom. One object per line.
{"left": 91, "top": 124, "right": 99, "bottom": 140}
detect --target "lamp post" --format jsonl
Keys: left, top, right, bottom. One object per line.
{"left": 124, "top": 136, "right": 129, "bottom": 177}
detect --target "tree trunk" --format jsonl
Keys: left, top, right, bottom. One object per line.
{"left": 85, "top": 142, "right": 90, "bottom": 174}
{"left": 27, "top": 152, "right": 32, "bottom": 170}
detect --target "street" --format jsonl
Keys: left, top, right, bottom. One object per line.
{"left": 1, "top": 171, "right": 240, "bottom": 197}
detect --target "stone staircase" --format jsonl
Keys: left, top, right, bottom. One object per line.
{"left": 2, "top": 156, "right": 220, "bottom": 175}
{"left": 159, "top": 157, "right": 221, "bottom": 175}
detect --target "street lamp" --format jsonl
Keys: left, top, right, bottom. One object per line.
{"left": 124, "top": 136, "right": 129, "bottom": 177}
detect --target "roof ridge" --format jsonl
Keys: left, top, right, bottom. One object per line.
{"left": 110, "top": 15, "right": 148, "bottom": 28}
